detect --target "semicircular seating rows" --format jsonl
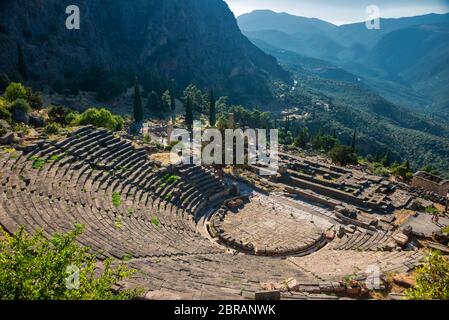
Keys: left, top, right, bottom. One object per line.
{"left": 0, "top": 126, "right": 424, "bottom": 299}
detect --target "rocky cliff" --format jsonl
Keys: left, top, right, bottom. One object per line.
{"left": 0, "top": 0, "right": 289, "bottom": 104}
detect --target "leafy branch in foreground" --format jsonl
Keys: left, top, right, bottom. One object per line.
{"left": 0, "top": 225, "right": 143, "bottom": 300}
{"left": 405, "top": 250, "right": 449, "bottom": 300}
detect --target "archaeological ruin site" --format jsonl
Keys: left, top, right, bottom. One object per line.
{"left": 1, "top": 125, "right": 448, "bottom": 300}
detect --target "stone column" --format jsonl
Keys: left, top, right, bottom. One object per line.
{"left": 227, "top": 113, "right": 234, "bottom": 129}
{"left": 167, "top": 121, "right": 174, "bottom": 144}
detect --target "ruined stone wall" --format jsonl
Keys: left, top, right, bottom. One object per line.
{"left": 412, "top": 176, "right": 449, "bottom": 197}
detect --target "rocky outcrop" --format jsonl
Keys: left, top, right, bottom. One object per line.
{"left": 0, "top": 0, "right": 289, "bottom": 105}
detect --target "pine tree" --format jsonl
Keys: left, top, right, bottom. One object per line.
{"left": 17, "top": 44, "right": 28, "bottom": 81}
{"left": 133, "top": 77, "right": 143, "bottom": 123}
{"left": 209, "top": 89, "right": 216, "bottom": 126}
{"left": 185, "top": 97, "right": 193, "bottom": 130}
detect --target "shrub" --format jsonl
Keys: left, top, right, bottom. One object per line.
{"left": 48, "top": 105, "right": 71, "bottom": 126}
{"left": 78, "top": 108, "right": 124, "bottom": 131}
{"left": 0, "top": 99, "right": 11, "bottom": 121}
{"left": 0, "top": 225, "right": 142, "bottom": 300}
{"left": 9, "top": 98, "right": 31, "bottom": 113}
{"left": 112, "top": 192, "right": 121, "bottom": 207}
{"left": 25, "top": 87, "right": 43, "bottom": 109}
{"left": 4, "top": 82, "right": 27, "bottom": 102}
{"left": 45, "top": 122, "right": 61, "bottom": 135}
{"left": 425, "top": 206, "right": 439, "bottom": 215}
{"left": 65, "top": 111, "right": 80, "bottom": 126}
{"left": 0, "top": 73, "right": 10, "bottom": 93}
{"left": 405, "top": 250, "right": 449, "bottom": 300}
{"left": 329, "top": 145, "right": 358, "bottom": 166}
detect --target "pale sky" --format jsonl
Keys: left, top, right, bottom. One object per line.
{"left": 224, "top": 0, "right": 449, "bottom": 25}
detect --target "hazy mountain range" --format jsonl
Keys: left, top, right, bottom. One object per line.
{"left": 238, "top": 10, "right": 449, "bottom": 112}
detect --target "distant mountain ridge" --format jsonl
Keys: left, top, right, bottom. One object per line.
{"left": 238, "top": 10, "right": 449, "bottom": 111}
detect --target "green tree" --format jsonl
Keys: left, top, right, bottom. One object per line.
{"left": 133, "top": 77, "right": 143, "bottom": 123}
{"left": 0, "top": 225, "right": 142, "bottom": 300}
{"left": 25, "top": 87, "right": 43, "bottom": 109}
{"left": 216, "top": 113, "right": 228, "bottom": 131}
{"left": 9, "top": 98, "right": 31, "bottom": 113}
{"left": 17, "top": 44, "right": 28, "bottom": 81}
{"left": 161, "top": 90, "right": 172, "bottom": 115}
{"left": 4, "top": 82, "right": 27, "bottom": 102}
{"left": 330, "top": 145, "right": 358, "bottom": 166}
{"left": 185, "top": 97, "right": 193, "bottom": 130}
{"left": 406, "top": 251, "right": 449, "bottom": 300}
{"left": 78, "top": 108, "right": 124, "bottom": 131}
{"left": 209, "top": 89, "right": 216, "bottom": 126}
{"left": 294, "top": 127, "right": 309, "bottom": 148}
{"left": 0, "top": 98, "right": 11, "bottom": 121}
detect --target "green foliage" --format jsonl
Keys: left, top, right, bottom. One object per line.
{"left": 78, "top": 108, "right": 124, "bottom": 131}
{"left": 0, "top": 73, "right": 10, "bottom": 93}
{"left": 45, "top": 122, "right": 61, "bottom": 135}
{"left": 293, "top": 127, "right": 310, "bottom": 148}
{"left": 390, "top": 161, "right": 414, "bottom": 181}
{"left": 9, "top": 98, "right": 31, "bottom": 113}
{"left": 161, "top": 90, "right": 172, "bottom": 115}
{"left": 0, "top": 99, "right": 11, "bottom": 121}
{"left": 114, "top": 217, "right": 122, "bottom": 230}
{"left": 133, "top": 78, "right": 143, "bottom": 123}
{"left": 216, "top": 113, "right": 228, "bottom": 131}
{"left": 25, "top": 87, "right": 43, "bottom": 109}
{"left": 425, "top": 206, "right": 439, "bottom": 215}
{"left": 4, "top": 82, "right": 27, "bottom": 102}
{"left": 0, "top": 225, "right": 142, "bottom": 300}
{"left": 183, "top": 84, "right": 208, "bottom": 113}
{"left": 330, "top": 145, "right": 358, "bottom": 166}
{"left": 143, "top": 134, "right": 151, "bottom": 144}
{"left": 442, "top": 225, "right": 449, "bottom": 234}
{"left": 48, "top": 106, "right": 72, "bottom": 126}
{"left": 150, "top": 217, "right": 160, "bottom": 227}
{"left": 227, "top": 105, "right": 271, "bottom": 129}
{"left": 32, "top": 158, "right": 46, "bottom": 170}
{"left": 406, "top": 250, "right": 449, "bottom": 300}
{"left": 112, "top": 192, "right": 121, "bottom": 207}
{"left": 311, "top": 132, "right": 338, "bottom": 152}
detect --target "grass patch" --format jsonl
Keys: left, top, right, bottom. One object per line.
{"left": 112, "top": 192, "right": 121, "bottom": 207}
{"left": 48, "top": 154, "right": 61, "bottom": 162}
{"left": 114, "top": 217, "right": 122, "bottom": 229}
{"left": 32, "top": 158, "right": 46, "bottom": 170}
{"left": 443, "top": 225, "right": 449, "bottom": 234}
{"left": 425, "top": 206, "right": 440, "bottom": 215}
{"left": 150, "top": 217, "right": 160, "bottom": 227}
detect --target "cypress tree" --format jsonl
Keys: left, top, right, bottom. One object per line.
{"left": 133, "top": 77, "right": 143, "bottom": 123}
{"left": 185, "top": 97, "right": 193, "bottom": 130}
{"left": 17, "top": 44, "right": 28, "bottom": 81}
{"left": 209, "top": 89, "right": 216, "bottom": 126}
